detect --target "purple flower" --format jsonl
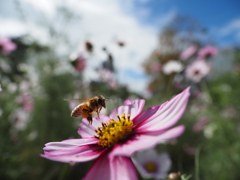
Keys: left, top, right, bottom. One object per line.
{"left": 132, "top": 148, "right": 171, "bottom": 179}
{"left": 198, "top": 46, "right": 218, "bottom": 58}
{"left": 180, "top": 45, "right": 197, "bottom": 60}
{"left": 41, "top": 87, "right": 190, "bottom": 180}
{"left": 0, "top": 37, "right": 17, "bottom": 55}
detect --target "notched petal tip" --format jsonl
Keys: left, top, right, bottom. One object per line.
{"left": 110, "top": 99, "right": 145, "bottom": 120}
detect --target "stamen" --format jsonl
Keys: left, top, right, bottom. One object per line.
{"left": 144, "top": 162, "right": 158, "bottom": 173}
{"left": 116, "top": 114, "right": 121, "bottom": 120}
{"left": 95, "top": 113, "right": 133, "bottom": 148}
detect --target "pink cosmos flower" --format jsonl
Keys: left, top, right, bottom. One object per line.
{"left": 0, "top": 37, "right": 17, "bottom": 55}
{"left": 185, "top": 60, "right": 211, "bottom": 82}
{"left": 180, "top": 45, "right": 197, "bottom": 60}
{"left": 74, "top": 54, "right": 87, "bottom": 73}
{"left": 150, "top": 63, "right": 162, "bottom": 72}
{"left": 17, "top": 94, "right": 34, "bottom": 112}
{"left": 41, "top": 87, "right": 190, "bottom": 180}
{"left": 97, "top": 69, "right": 118, "bottom": 89}
{"left": 183, "top": 145, "right": 197, "bottom": 155}
{"left": 198, "top": 46, "right": 218, "bottom": 58}
{"left": 192, "top": 116, "right": 210, "bottom": 133}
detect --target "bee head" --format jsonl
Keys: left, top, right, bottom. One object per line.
{"left": 98, "top": 95, "right": 106, "bottom": 108}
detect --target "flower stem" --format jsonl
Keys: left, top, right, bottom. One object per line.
{"left": 58, "top": 164, "right": 69, "bottom": 180}
{"left": 195, "top": 145, "right": 201, "bottom": 180}
{"left": 200, "top": 78, "right": 213, "bottom": 104}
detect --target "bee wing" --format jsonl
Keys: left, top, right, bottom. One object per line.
{"left": 71, "top": 104, "right": 83, "bottom": 117}
{"left": 64, "top": 98, "right": 86, "bottom": 103}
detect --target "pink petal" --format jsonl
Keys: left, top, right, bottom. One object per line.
{"left": 42, "top": 144, "right": 105, "bottom": 163}
{"left": 135, "top": 87, "right": 190, "bottom": 133}
{"left": 109, "top": 99, "right": 145, "bottom": 120}
{"left": 198, "top": 45, "right": 218, "bottom": 58}
{"left": 78, "top": 115, "right": 111, "bottom": 137}
{"left": 180, "top": 45, "right": 197, "bottom": 60}
{"left": 44, "top": 137, "right": 98, "bottom": 151}
{"left": 133, "top": 101, "right": 168, "bottom": 126}
{"left": 124, "top": 99, "right": 132, "bottom": 105}
{"left": 83, "top": 151, "right": 138, "bottom": 180}
{"left": 110, "top": 156, "right": 138, "bottom": 180}
{"left": 110, "top": 125, "right": 185, "bottom": 157}
{"left": 83, "top": 151, "right": 111, "bottom": 180}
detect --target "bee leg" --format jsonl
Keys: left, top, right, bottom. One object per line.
{"left": 96, "top": 110, "right": 99, "bottom": 119}
{"left": 82, "top": 108, "right": 93, "bottom": 125}
{"left": 97, "top": 107, "right": 102, "bottom": 119}
{"left": 87, "top": 116, "right": 93, "bottom": 125}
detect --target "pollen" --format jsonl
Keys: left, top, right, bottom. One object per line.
{"left": 94, "top": 113, "right": 133, "bottom": 148}
{"left": 144, "top": 162, "right": 158, "bottom": 173}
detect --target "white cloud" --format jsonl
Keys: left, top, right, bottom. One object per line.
{"left": 219, "top": 18, "right": 240, "bottom": 36}
{"left": 0, "top": 19, "right": 26, "bottom": 36}
{"left": 0, "top": 0, "right": 175, "bottom": 96}
{"left": 0, "top": 18, "right": 51, "bottom": 45}
{"left": 20, "top": 0, "right": 58, "bottom": 17}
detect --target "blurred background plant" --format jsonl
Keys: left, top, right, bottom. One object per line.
{"left": 0, "top": 0, "right": 240, "bottom": 180}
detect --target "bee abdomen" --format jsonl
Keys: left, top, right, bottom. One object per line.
{"left": 71, "top": 105, "right": 82, "bottom": 117}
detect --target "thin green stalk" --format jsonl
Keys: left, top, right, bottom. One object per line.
{"left": 200, "top": 78, "right": 213, "bottom": 104}
{"left": 195, "top": 145, "right": 201, "bottom": 180}
{"left": 58, "top": 163, "right": 69, "bottom": 180}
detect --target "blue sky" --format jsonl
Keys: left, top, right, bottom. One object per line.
{"left": 123, "top": 0, "right": 240, "bottom": 46}
{"left": 0, "top": 0, "right": 239, "bottom": 95}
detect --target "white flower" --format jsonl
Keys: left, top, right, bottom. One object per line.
{"left": 7, "top": 83, "right": 18, "bottom": 93}
{"left": 203, "top": 124, "right": 217, "bottom": 139}
{"left": 132, "top": 148, "right": 171, "bottom": 179}
{"left": 9, "top": 109, "right": 29, "bottom": 130}
{"left": 162, "top": 60, "right": 184, "bottom": 75}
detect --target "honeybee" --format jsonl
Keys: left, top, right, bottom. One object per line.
{"left": 65, "top": 95, "right": 106, "bottom": 125}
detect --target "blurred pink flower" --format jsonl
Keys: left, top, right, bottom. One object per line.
{"left": 180, "top": 45, "right": 197, "bottom": 60}
{"left": 0, "top": 37, "right": 17, "bottom": 55}
{"left": 98, "top": 69, "right": 114, "bottom": 82}
{"left": 17, "top": 94, "right": 34, "bottom": 112}
{"left": 133, "top": 148, "right": 171, "bottom": 179}
{"left": 41, "top": 87, "right": 190, "bottom": 180}
{"left": 150, "top": 63, "right": 162, "bottom": 72}
{"left": 108, "top": 80, "right": 118, "bottom": 89}
{"left": 74, "top": 55, "right": 86, "bottom": 73}
{"left": 97, "top": 69, "right": 118, "bottom": 89}
{"left": 198, "top": 46, "right": 218, "bottom": 58}
{"left": 183, "top": 145, "right": 197, "bottom": 155}
{"left": 185, "top": 60, "right": 211, "bottom": 82}
{"left": 192, "top": 116, "right": 210, "bottom": 133}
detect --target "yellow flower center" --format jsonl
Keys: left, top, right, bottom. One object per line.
{"left": 144, "top": 162, "right": 158, "bottom": 173}
{"left": 95, "top": 113, "right": 133, "bottom": 148}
